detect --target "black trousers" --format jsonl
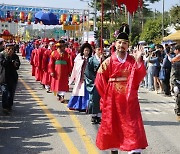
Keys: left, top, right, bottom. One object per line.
{"left": 1, "top": 82, "right": 17, "bottom": 109}
{"left": 175, "top": 93, "right": 180, "bottom": 116}
{"left": 162, "top": 69, "right": 171, "bottom": 95}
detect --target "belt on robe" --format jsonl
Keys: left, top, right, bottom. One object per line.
{"left": 109, "top": 77, "right": 127, "bottom": 82}
{"left": 55, "top": 60, "right": 67, "bottom": 65}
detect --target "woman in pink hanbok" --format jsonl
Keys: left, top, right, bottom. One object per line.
{"left": 68, "top": 42, "right": 92, "bottom": 111}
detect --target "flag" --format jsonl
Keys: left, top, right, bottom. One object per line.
{"left": 25, "top": 30, "right": 30, "bottom": 41}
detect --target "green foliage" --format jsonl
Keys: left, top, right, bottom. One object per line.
{"left": 140, "top": 17, "right": 169, "bottom": 44}
{"left": 89, "top": 0, "right": 171, "bottom": 45}
{"left": 169, "top": 5, "right": 180, "bottom": 24}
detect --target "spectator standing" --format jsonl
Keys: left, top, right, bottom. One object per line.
{"left": 170, "top": 45, "right": 180, "bottom": 121}
{"left": 149, "top": 50, "right": 163, "bottom": 93}
{"left": 161, "top": 47, "right": 172, "bottom": 96}
{"left": 0, "top": 43, "right": 20, "bottom": 113}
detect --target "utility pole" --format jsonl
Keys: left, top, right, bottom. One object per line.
{"left": 162, "top": 0, "right": 164, "bottom": 38}
{"left": 101, "top": 0, "right": 104, "bottom": 52}
{"left": 127, "top": 12, "right": 132, "bottom": 34}
{"left": 93, "top": 0, "right": 97, "bottom": 31}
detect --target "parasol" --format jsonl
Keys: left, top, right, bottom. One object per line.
{"left": 35, "top": 11, "right": 58, "bottom": 25}
{"left": 163, "top": 30, "right": 180, "bottom": 41}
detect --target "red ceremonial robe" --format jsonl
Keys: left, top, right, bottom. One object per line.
{"left": 36, "top": 47, "right": 46, "bottom": 82}
{"left": 34, "top": 48, "right": 41, "bottom": 81}
{"left": 30, "top": 48, "right": 37, "bottom": 76}
{"left": 65, "top": 47, "right": 77, "bottom": 68}
{"left": 49, "top": 50, "right": 71, "bottom": 92}
{"left": 41, "top": 49, "right": 52, "bottom": 85}
{"left": 95, "top": 53, "right": 148, "bottom": 151}
{"left": 20, "top": 44, "right": 26, "bottom": 58}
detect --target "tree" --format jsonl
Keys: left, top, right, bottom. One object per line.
{"left": 169, "top": 5, "right": 180, "bottom": 29}
{"left": 88, "top": 0, "right": 161, "bottom": 44}
{"left": 139, "top": 17, "right": 170, "bottom": 44}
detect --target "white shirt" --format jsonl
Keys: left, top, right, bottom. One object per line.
{"left": 116, "top": 52, "right": 128, "bottom": 63}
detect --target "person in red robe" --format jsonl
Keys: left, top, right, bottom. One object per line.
{"left": 41, "top": 41, "right": 54, "bottom": 92}
{"left": 49, "top": 40, "right": 72, "bottom": 103}
{"left": 95, "top": 32, "right": 148, "bottom": 154}
{"left": 20, "top": 42, "right": 26, "bottom": 58}
{"left": 30, "top": 40, "right": 40, "bottom": 77}
{"left": 36, "top": 40, "right": 48, "bottom": 83}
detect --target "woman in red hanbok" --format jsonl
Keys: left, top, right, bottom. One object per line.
{"left": 95, "top": 32, "right": 148, "bottom": 154}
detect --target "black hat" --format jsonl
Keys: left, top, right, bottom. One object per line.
{"left": 56, "top": 40, "right": 65, "bottom": 47}
{"left": 119, "top": 23, "right": 129, "bottom": 35}
{"left": 116, "top": 32, "right": 129, "bottom": 41}
{"left": 59, "top": 40, "right": 65, "bottom": 44}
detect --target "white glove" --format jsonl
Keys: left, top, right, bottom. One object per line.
{"left": 174, "top": 86, "right": 179, "bottom": 95}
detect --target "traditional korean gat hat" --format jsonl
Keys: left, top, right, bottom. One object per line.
{"left": 116, "top": 32, "right": 129, "bottom": 42}
{"left": 56, "top": 40, "right": 65, "bottom": 47}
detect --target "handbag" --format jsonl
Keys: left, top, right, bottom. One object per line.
{"left": 159, "top": 68, "right": 166, "bottom": 80}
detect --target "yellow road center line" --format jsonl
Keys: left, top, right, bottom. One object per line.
{"left": 19, "top": 78, "right": 79, "bottom": 154}
{"left": 65, "top": 108, "right": 99, "bottom": 154}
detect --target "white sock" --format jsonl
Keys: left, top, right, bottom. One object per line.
{"left": 45, "top": 85, "right": 50, "bottom": 90}
{"left": 58, "top": 91, "right": 66, "bottom": 96}
{"left": 128, "top": 149, "right": 142, "bottom": 154}
{"left": 97, "top": 113, "right": 102, "bottom": 117}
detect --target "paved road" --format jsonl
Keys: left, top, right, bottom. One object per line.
{"left": 0, "top": 55, "right": 180, "bottom": 154}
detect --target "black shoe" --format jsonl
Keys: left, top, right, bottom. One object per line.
{"left": 57, "top": 95, "right": 66, "bottom": 103}
{"left": 111, "top": 150, "right": 118, "bottom": 154}
{"left": 91, "top": 116, "right": 97, "bottom": 124}
{"left": 97, "top": 117, "right": 101, "bottom": 124}
{"left": 91, "top": 116, "right": 101, "bottom": 124}
{"left": 46, "top": 90, "right": 52, "bottom": 93}
{"left": 177, "top": 112, "right": 180, "bottom": 116}
{"left": 131, "top": 153, "right": 141, "bottom": 154}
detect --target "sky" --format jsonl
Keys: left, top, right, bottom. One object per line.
{"left": 0, "top": 0, "right": 179, "bottom": 12}
{"left": 146, "top": 0, "right": 179, "bottom": 12}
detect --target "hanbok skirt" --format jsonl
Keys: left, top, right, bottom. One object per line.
{"left": 67, "top": 86, "right": 89, "bottom": 111}
{"left": 87, "top": 87, "right": 101, "bottom": 114}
